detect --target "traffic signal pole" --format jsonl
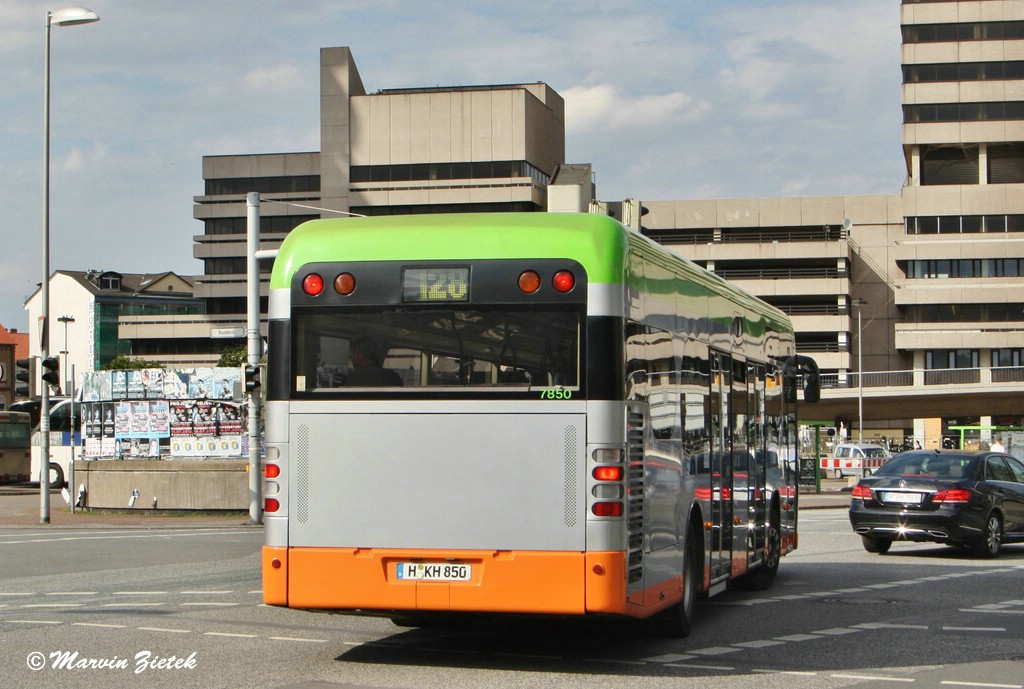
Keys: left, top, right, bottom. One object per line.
{"left": 246, "top": 192, "right": 263, "bottom": 525}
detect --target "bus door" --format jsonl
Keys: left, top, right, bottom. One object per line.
{"left": 749, "top": 363, "right": 769, "bottom": 562}
{"left": 708, "top": 351, "right": 733, "bottom": 587}
{"left": 730, "top": 356, "right": 751, "bottom": 576}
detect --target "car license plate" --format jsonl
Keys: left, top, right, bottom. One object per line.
{"left": 396, "top": 562, "right": 471, "bottom": 581}
{"left": 881, "top": 491, "right": 922, "bottom": 504}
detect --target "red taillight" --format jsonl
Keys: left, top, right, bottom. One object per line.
{"left": 552, "top": 270, "right": 575, "bottom": 293}
{"left": 264, "top": 464, "right": 280, "bottom": 479}
{"left": 302, "top": 273, "right": 324, "bottom": 296}
{"left": 933, "top": 488, "right": 971, "bottom": 503}
{"left": 592, "top": 502, "right": 623, "bottom": 517}
{"left": 334, "top": 272, "right": 356, "bottom": 295}
{"left": 851, "top": 484, "right": 873, "bottom": 500}
{"left": 518, "top": 270, "right": 541, "bottom": 294}
{"left": 593, "top": 466, "right": 623, "bottom": 481}
{"left": 265, "top": 497, "right": 280, "bottom": 513}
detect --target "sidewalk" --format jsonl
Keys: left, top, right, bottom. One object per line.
{"left": 2, "top": 477, "right": 852, "bottom": 529}
{"left": 0, "top": 486, "right": 251, "bottom": 528}
{"left": 799, "top": 480, "right": 852, "bottom": 510}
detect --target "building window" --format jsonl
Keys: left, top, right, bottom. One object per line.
{"left": 349, "top": 160, "right": 550, "bottom": 186}
{"left": 907, "top": 303, "right": 1024, "bottom": 322}
{"left": 926, "top": 349, "right": 978, "bottom": 370}
{"left": 921, "top": 146, "right": 979, "bottom": 185}
{"left": 993, "top": 348, "right": 1024, "bottom": 367}
{"left": 989, "top": 143, "right": 1024, "bottom": 184}
{"left": 99, "top": 274, "right": 121, "bottom": 290}
{"left": 906, "top": 215, "right": 1024, "bottom": 234}
{"left": 904, "top": 101, "right": 1024, "bottom": 124}
{"left": 904, "top": 259, "right": 1024, "bottom": 279}
{"left": 204, "top": 215, "right": 317, "bottom": 236}
{"left": 903, "top": 61, "right": 1024, "bottom": 83}
{"left": 350, "top": 201, "right": 539, "bottom": 216}
{"left": 204, "top": 175, "right": 320, "bottom": 196}
{"left": 205, "top": 257, "right": 247, "bottom": 275}
{"left": 901, "top": 21, "right": 1024, "bottom": 44}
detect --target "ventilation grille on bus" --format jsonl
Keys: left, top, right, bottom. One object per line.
{"left": 626, "top": 409, "right": 645, "bottom": 585}
{"left": 295, "top": 424, "right": 310, "bottom": 524}
{"left": 564, "top": 425, "right": 578, "bottom": 528}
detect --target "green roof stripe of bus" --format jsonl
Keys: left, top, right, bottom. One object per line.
{"left": 271, "top": 213, "right": 627, "bottom": 288}
{"left": 270, "top": 212, "right": 792, "bottom": 335}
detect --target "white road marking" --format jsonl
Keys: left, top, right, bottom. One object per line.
{"left": 204, "top": 631, "right": 258, "bottom": 638}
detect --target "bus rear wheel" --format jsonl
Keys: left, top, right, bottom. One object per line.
{"left": 655, "top": 527, "right": 699, "bottom": 638}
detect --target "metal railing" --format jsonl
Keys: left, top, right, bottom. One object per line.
{"left": 820, "top": 366, "right": 1024, "bottom": 389}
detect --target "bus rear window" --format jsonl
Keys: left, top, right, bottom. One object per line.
{"left": 292, "top": 306, "right": 580, "bottom": 395}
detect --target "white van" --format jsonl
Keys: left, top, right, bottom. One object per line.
{"left": 821, "top": 443, "right": 890, "bottom": 479}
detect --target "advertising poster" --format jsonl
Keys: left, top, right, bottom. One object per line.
{"left": 148, "top": 400, "right": 170, "bottom": 437}
{"left": 191, "top": 401, "right": 216, "bottom": 437}
{"left": 170, "top": 402, "right": 193, "bottom": 436}
{"left": 74, "top": 366, "right": 246, "bottom": 459}
{"left": 141, "top": 369, "right": 165, "bottom": 399}
{"left": 188, "top": 368, "right": 215, "bottom": 399}
{"left": 110, "top": 370, "right": 128, "bottom": 400}
{"left": 113, "top": 401, "right": 131, "bottom": 439}
{"left": 162, "top": 371, "right": 190, "bottom": 399}
{"left": 129, "top": 401, "right": 150, "bottom": 438}
{"left": 126, "top": 371, "right": 145, "bottom": 399}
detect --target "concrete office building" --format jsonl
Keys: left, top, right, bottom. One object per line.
{"left": 633, "top": 0, "right": 1024, "bottom": 444}
{"left": 117, "top": 2, "right": 1023, "bottom": 444}
{"left": 117, "top": 48, "right": 565, "bottom": 357}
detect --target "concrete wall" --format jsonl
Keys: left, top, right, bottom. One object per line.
{"left": 75, "top": 460, "right": 248, "bottom": 511}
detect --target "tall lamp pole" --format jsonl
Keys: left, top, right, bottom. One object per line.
{"left": 41, "top": 6, "right": 99, "bottom": 524}
{"left": 58, "top": 314, "right": 75, "bottom": 392}
{"left": 854, "top": 299, "right": 866, "bottom": 445}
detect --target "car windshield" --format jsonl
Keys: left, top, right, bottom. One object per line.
{"left": 875, "top": 453, "right": 977, "bottom": 479}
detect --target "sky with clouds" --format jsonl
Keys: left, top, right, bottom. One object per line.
{"left": 0, "top": 0, "right": 905, "bottom": 331}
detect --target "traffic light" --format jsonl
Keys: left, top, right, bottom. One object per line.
{"left": 15, "top": 358, "right": 36, "bottom": 398}
{"left": 244, "top": 363, "right": 261, "bottom": 394}
{"left": 40, "top": 356, "right": 60, "bottom": 389}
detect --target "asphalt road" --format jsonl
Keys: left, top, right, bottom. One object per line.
{"left": 0, "top": 501, "right": 1021, "bottom": 689}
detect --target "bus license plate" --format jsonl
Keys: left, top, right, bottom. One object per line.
{"left": 881, "top": 491, "right": 922, "bottom": 504}
{"left": 396, "top": 562, "right": 472, "bottom": 581}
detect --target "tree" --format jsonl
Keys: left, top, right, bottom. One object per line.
{"left": 217, "top": 344, "right": 248, "bottom": 367}
{"left": 101, "top": 355, "right": 163, "bottom": 371}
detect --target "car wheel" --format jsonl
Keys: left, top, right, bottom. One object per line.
{"left": 971, "top": 512, "right": 1002, "bottom": 558}
{"left": 861, "top": 535, "right": 892, "bottom": 554}
{"left": 833, "top": 469, "right": 843, "bottom": 480}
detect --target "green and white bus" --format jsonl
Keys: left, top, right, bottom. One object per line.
{"left": 262, "top": 212, "right": 818, "bottom": 636}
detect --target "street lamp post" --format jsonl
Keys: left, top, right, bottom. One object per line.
{"left": 854, "top": 299, "right": 866, "bottom": 445}
{"left": 58, "top": 314, "right": 75, "bottom": 393}
{"left": 41, "top": 6, "right": 99, "bottom": 524}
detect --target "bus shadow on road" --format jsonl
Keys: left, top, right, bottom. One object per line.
{"left": 335, "top": 558, "right": 1024, "bottom": 677}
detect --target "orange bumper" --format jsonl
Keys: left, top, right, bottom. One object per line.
{"left": 262, "top": 546, "right": 628, "bottom": 615}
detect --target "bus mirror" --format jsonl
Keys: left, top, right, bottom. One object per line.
{"left": 803, "top": 369, "right": 820, "bottom": 404}
{"left": 783, "top": 355, "right": 820, "bottom": 405}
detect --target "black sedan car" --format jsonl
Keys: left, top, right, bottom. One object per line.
{"left": 849, "top": 450, "right": 1024, "bottom": 557}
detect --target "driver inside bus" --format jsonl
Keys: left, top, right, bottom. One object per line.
{"left": 342, "top": 336, "right": 403, "bottom": 387}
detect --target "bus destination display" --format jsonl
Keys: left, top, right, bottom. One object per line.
{"left": 402, "top": 267, "right": 469, "bottom": 302}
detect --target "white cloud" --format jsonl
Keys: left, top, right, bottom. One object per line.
{"left": 564, "top": 84, "right": 706, "bottom": 132}
{"left": 243, "top": 63, "right": 303, "bottom": 94}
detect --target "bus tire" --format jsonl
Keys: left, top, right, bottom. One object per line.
{"left": 48, "top": 462, "right": 65, "bottom": 490}
{"left": 655, "top": 526, "right": 700, "bottom": 638}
